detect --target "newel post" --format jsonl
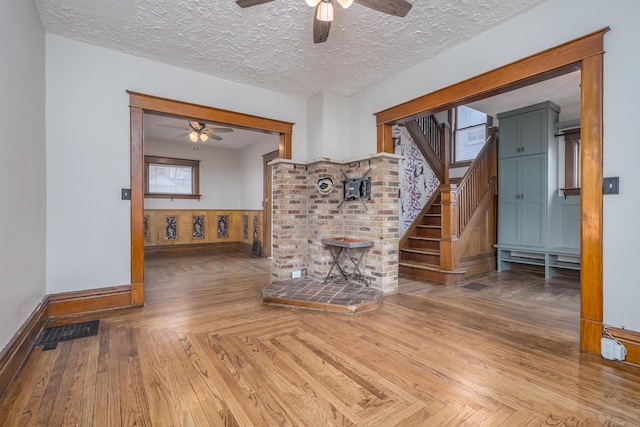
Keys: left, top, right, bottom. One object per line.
{"left": 439, "top": 184, "right": 460, "bottom": 271}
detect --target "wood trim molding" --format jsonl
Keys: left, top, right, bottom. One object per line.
{"left": 0, "top": 296, "right": 49, "bottom": 399}
{"left": 375, "top": 28, "right": 608, "bottom": 125}
{"left": 128, "top": 91, "right": 294, "bottom": 136}
{"left": 144, "top": 241, "right": 241, "bottom": 256}
{"left": 131, "top": 106, "right": 145, "bottom": 307}
{"left": 375, "top": 28, "right": 609, "bottom": 356}
{"left": 47, "top": 285, "right": 132, "bottom": 318}
{"left": 606, "top": 327, "right": 640, "bottom": 366}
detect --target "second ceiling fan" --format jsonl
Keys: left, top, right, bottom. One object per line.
{"left": 236, "top": 0, "right": 413, "bottom": 44}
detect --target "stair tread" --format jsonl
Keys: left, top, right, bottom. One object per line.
{"left": 417, "top": 224, "right": 441, "bottom": 229}
{"left": 400, "top": 248, "right": 439, "bottom": 255}
{"left": 408, "top": 236, "right": 440, "bottom": 241}
{"left": 399, "top": 259, "right": 466, "bottom": 274}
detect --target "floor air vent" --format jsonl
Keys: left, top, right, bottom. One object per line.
{"left": 461, "top": 282, "right": 489, "bottom": 291}
{"left": 36, "top": 320, "right": 100, "bottom": 351}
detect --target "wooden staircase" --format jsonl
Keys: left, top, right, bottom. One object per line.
{"left": 399, "top": 118, "right": 498, "bottom": 284}
{"left": 399, "top": 194, "right": 467, "bottom": 284}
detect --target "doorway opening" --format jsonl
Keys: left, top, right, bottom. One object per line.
{"left": 129, "top": 92, "right": 294, "bottom": 306}
{"left": 375, "top": 28, "right": 607, "bottom": 355}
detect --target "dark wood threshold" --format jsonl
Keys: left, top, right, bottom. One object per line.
{"left": 0, "top": 296, "right": 49, "bottom": 399}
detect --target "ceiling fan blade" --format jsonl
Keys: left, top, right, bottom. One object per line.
{"left": 313, "top": 7, "right": 331, "bottom": 44}
{"left": 210, "top": 134, "right": 223, "bottom": 141}
{"left": 157, "top": 124, "right": 188, "bottom": 129}
{"left": 354, "top": 0, "right": 412, "bottom": 17}
{"left": 203, "top": 127, "right": 234, "bottom": 133}
{"left": 177, "top": 131, "right": 189, "bottom": 137}
{"left": 236, "top": 0, "right": 275, "bottom": 7}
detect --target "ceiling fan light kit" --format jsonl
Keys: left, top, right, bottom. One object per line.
{"left": 335, "top": 0, "right": 353, "bottom": 8}
{"left": 316, "top": 0, "right": 334, "bottom": 22}
{"left": 236, "top": 0, "right": 412, "bottom": 44}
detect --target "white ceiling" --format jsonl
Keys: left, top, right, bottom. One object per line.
{"left": 469, "top": 70, "right": 581, "bottom": 121}
{"left": 37, "top": 0, "right": 580, "bottom": 148}
{"left": 35, "top": 0, "right": 550, "bottom": 98}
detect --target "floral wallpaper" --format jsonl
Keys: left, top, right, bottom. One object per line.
{"left": 393, "top": 125, "right": 441, "bottom": 237}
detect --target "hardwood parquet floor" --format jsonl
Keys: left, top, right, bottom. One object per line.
{"left": 1, "top": 252, "right": 639, "bottom": 426}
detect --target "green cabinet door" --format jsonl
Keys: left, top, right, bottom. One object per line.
{"left": 520, "top": 154, "right": 546, "bottom": 247}
{"left": 497, "top": 154, "right": 546, "bottom": 248}
{"left": 498, "top": 108, "right": 548, "bottom": 158}
{"left": 498, "top": 157, "right": 520, "bottom": 245}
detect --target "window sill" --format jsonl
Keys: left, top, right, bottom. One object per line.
{"left": 145, "top": 193, "right": 202, "bottom": 200}
{"left": 561, "top": 188, "right": 581, "bottom": 198}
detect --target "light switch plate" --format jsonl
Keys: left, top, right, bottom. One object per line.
{"left": 121, "top": 188, "right": 131, "bottom": 200}
{"left": 603, "top": 177, "right": 619, "bottom": 194}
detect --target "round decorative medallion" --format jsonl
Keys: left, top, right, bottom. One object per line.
{"left": 316, "top": 177, "right": 334, "bottom": 195}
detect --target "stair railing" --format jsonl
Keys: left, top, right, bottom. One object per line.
{"left": 415, "top": 115, "right": 443, "bottom": 159}
{"left": 405, "top": 116, "right": 448, "bottom": 183}
{"left": 455, "top": 127, "right": 498, "bottom": 235}
{"left": 439, "top": 127, "right": 497, "bottom": 271}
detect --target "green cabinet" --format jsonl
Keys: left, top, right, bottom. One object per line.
{"left": 498, "top": 154, "right": 547, "bottom": 247}
{"left": 496, "top": 101, "right": 559, "bottom": 249}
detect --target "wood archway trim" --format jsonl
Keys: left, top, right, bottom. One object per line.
{"left": 375, "top": 28, "right": 609, "bottom": 355}
{"left": 128, "top": 92, "right": 294, "bottom": 307}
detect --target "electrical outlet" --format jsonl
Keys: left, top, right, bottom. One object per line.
{"left": 602, "top": 337, "right": 626, "bottom": 360}
{"left": 614, "top": 343, "right": 626, "bottom": 361}
{"left": 601, "top": 337, "right": 615, "bottom": 360}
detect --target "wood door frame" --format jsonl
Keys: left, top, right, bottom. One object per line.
{"left": 262, "top": 150, "right": 279, "bottom": 258}
{"left": 375, "top": 28, "right": 608, "bottom": 355}
{"left": 128, "top": 92, "right": 294, "bottom": 306}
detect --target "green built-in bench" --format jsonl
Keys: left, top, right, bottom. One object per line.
{"left": 495, "top": 245, "right": 580, "bottom": 279}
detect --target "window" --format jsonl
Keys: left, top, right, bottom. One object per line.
{"left": 452, "top": 105, "right": 490, "bottom": 164}
{"left": 144, "top": 156, "right": 201, "bottom": 199}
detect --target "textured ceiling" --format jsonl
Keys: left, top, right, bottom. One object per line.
{"left": 35, "top": 0, "right": 550, "bottom": 98}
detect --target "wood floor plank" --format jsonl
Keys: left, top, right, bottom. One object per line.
{"left": 0, "top": 346, "right": 58, "bottom": 426}
{"left": 76, "top": 327, "right": 100, "bottom": 426}
{"left": 137, "top": 328, "right": 195, "bottom": 426}
{"left": 206, "top": 332, "right": 303, "bottom": 426}
{"left": 2, "top": 252, "right": 640, "bottom": 425}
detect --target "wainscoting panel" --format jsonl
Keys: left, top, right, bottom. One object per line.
{"left": 144, "top": 209, "right": 262, "bottom": 248}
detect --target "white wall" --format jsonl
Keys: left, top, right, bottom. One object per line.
{"left": 349, "top": 0, "right": 640, "bottom": 331}
{"left": 240, "top": 140, "right": 279, "bottom": 210}
{"left": 305, "top": 91, "right": 350, "bottom": 160}
{"left": 144, "top": 139, "right": 241, "bottom": 210}
{"left": 45, "top": 35, "right": 308, "bottom": 294}
{"left": 0, "top": 1, "right": 46, "bottom": 350}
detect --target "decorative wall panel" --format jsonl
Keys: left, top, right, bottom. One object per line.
{"left": 253, "top": 216, "right": 258, "bottom": 240}
{"left": 193, "top": 215, "right": 205, "bottom": 239}
{"left": 217, "top": 215, "right": 229, "bottom": 238}
{"left": 144, "top": 210, "right": 261, "bottom": 247}
{"left": 166, "top": 216, "right": 177, "bottom": 240}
